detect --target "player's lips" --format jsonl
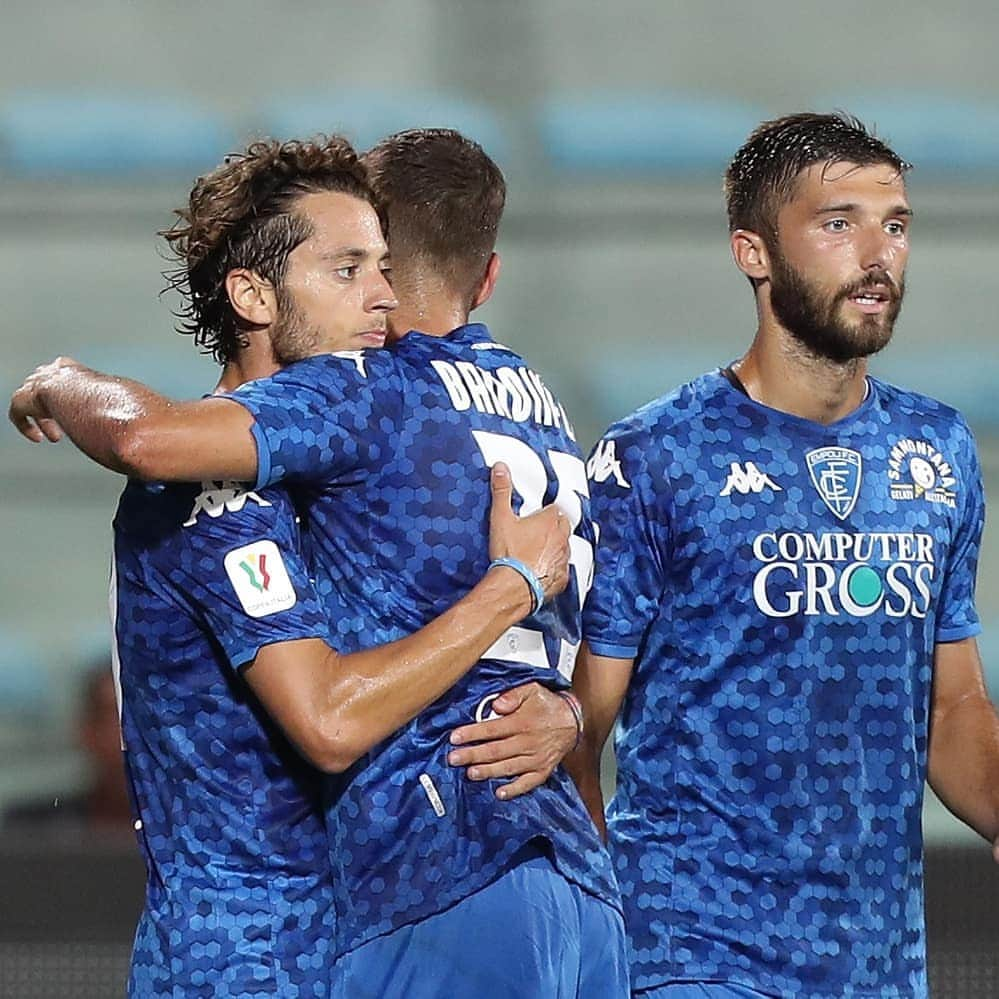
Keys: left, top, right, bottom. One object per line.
{"left": 846, "top": 285, "right": 893, "bottom": 314}
{"left": 357, "top": 329, "right": 387, "bottom": 346}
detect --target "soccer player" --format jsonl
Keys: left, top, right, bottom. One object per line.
{"left": 10, "top": 137, "right": 577, "bottom": 998}
{"left": 567, "top": 111, "right": 999, "bottom": 999}
{"left": 11, "top": 130, "right": 628, "bottom": 997}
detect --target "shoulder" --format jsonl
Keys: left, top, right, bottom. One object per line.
{"left": 597, "top": 370, "right": 725, "bottom": 449}
{"left": 873, "top": 376, "right": 970, "bottom": 430}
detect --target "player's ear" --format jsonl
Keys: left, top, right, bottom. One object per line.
{"left": 731, "top": 230, "right": 771, "bottom": 282}
{"left": 226, "top": 268, "right": 278, "bottom": 327}
{"left": 471, "top": 253, "right": 501, "bottom": 311}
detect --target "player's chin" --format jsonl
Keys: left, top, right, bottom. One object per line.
{"left": 355, "top": 330, "right": 387, "bottom": 349}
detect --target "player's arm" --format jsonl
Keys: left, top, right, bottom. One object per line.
{"left": 927, "top": 636, "right": 999, "bottom": 860}
{"left": 561, "top": 643, "right": 634, "bottom": 839}
{"left": 9, "top": 357, "right": 257, "bottom": 481}
{"left": 244, "top": 464, "right": 572, "bottom": 773}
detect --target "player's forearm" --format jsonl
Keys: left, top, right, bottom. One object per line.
{"left": 563, "top": 738, "right": 608, "bottom": 838}
{"left": 33, "top": 361, "right": 169, "bottom": 475}
{"left": 928, "top": 696, "right": 999, "bottom": 843}
{"left": 21, "top": 358, "right": 259, "bottom": 482}
{"left": 314, "top": 565, "right": 535, "bottom": 771}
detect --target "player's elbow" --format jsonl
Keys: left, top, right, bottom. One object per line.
{"left": 304, "top": 719, "right": 369, "bottom": 774}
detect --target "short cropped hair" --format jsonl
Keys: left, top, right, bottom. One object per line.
{"left": 363, "top": 128, "right": 506, "bottom": 306}
{"left": 163, "top": 137, "right": 377, "bottom": 364}
{"left": 724, "top": 112, "right": 910, "bottom": 239}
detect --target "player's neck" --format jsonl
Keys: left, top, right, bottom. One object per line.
{"left": 214, "top": 339, "right": 281, "bottom": 393}
{"left": 734, "top": 330, "right": 869, "bottom": 425}
{"left": 387, "top": 272, "right": 469, "bottom": 340}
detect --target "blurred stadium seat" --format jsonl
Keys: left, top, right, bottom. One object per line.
{"left": 537, "top": 93, "right": 766, "bottom": 175}
{"left": 258, "top": 91, "right": 510, "bottom": 161}
{"left": 817, "top": 95, "right": 999, "bottom": 175}
{"left": 0, "top": 92, "right": 237, "bottom": 177}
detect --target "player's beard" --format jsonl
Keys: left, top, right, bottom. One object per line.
{"left": 768, "top": 249, "right": 905, "bottom": 364}
{"left": 270, "top": 288, "right": 323, "bottom": 365}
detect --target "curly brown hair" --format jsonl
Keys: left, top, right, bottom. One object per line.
{"left": 162, "top": 136, "right": 380, "bottom": 364}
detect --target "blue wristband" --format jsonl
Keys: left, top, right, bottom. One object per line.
{"left": 489, "top": 557, "right": 545, "bottom": 615}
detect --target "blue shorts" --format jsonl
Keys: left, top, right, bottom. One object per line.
{"left": 635, "top": 985, "right": 776, "bottom": 999}
{"left": 332, "top": 846, "right": 629, "bottom": 998}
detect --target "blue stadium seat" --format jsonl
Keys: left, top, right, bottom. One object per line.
{"left": 258, "top": 92, "right": 510, "bottom": 162}
{"left": 537, "top": 94, "right": 766, "bottom": 175}
{"left": 0, "top": 92, "right": 237, "bottom": 177}
{"left": 0, "top": 633, "right": 50, "bottom": 721}
{"left": 815, "top": 96, "right": 999, "bottom": 175}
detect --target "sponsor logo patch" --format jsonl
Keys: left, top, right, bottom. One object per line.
{"left": 806, "top": 447, "right": 862, "bottom": 520}
{"left": 888, "top": 438, "right": 957, "bottom": 508}
{"left": 223, "top": 540, "right": 297, "bottom": 618}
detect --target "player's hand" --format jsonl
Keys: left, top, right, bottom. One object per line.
{"left": 487, "top": 462, "right": 571, "bottom": 603}
{"left": 8, "top": 357, "right": 77, "bottom": 443}
{"left": 447, "top": 682, "right": 579, "bottom": 800}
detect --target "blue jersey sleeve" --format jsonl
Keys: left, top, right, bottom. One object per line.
{"left": 173, "top": 485, "right": 330, "bottom": 668}
{"left": 582, "top": 426, "right": 673, "bottom": 658}
{"left": 222, "top": 351, "right": 402, "bottom": 491}
{"left": 935, "top": 424, "right": 985, "bottom": 643}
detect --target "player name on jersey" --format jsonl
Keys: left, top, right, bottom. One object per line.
{"left": 431, "top": 359, "right": 575, "bottom": 437}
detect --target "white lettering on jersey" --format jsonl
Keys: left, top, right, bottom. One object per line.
{"left": 750, "top": 530, "right": 936, "bottom": 619}
{"left": 430, "top": 360, "right": 576, "bottom": 440}
{"left": 720, "top": 461, "right": 782, "bottom": 497}
{"left": 183, "top": 481, "right": 272, "bottom": 527}
{"left": 587, "top": 440, "right": 631, "bottom": 489}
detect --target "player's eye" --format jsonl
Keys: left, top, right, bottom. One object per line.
{"left": 823, "top": 218, "right": 849, "bottom": 233}
{"left": 884, "top": 220, "right": 907, "bottom": 236}
{"left": 380, "top": 265, "right": 394, "bottom": 284}
{"left": 335, "top": 265, "right": 359, "bottom": 280}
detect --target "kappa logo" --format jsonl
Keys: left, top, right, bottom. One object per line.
{"left": 331, "top": 350, "right": 369, "bottom": 377}
{"left": 720, "top": 461, "right": 782, "bottom": 497}
{"left": 183, "top": 481, "right": 272, "bottom": 527}
{"left": 587, "top": 440, "right": 630, "bottom": 488}
{"left": 806, "top": 447, "right": 862, "bottom": 520}
{"left": 888, "top": 438, "right": 957, "bottom": 508}
{"left": 224, "top": 540, "right": 297, "bottom": 618}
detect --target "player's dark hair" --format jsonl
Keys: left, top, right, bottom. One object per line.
{"left": 363, "top": 128, "right": 505, "bottom": 308}
{"left": 162, "top": 137, "right": 379, "bottom": 364}
{"left": 724, "top": 112, "right": 911, "bottom": 240}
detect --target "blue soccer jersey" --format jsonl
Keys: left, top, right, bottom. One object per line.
{"left": 112, "top": 478, "right": 335, "bottom": 998}
{"left": 225, "top": 323, "right": 620, "bottom": 956}
{"left": 583, "top": 370, "right": 984, "bottom": 998}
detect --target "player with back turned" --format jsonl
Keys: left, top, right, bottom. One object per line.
{"left": 11, "top": 130, "right": 628, "bottom": 997}
{"left": 568, "top": 112, "right": 999, "bottom": 998}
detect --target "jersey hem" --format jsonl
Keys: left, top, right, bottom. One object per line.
{"left": 585, "top": 638, "right": 639, "bottom": 658}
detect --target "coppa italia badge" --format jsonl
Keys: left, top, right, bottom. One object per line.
{"left": 888, "top": 439, "right": 957, "bottom": 508}
{"left": 806, "top": 447, "right": 862, "bottom": 521}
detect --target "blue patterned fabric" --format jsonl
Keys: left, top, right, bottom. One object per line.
{"left": 583, "top": 370, "right": 984, "bottom": 998}
{"left": 112, "top": 479, "right": 334, "bottom": 997}
{"left": 226, "top": 323, "right": 620, "bottom": 960}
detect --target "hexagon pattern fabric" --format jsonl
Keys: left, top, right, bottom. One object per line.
{"left": 226, "top": 323, "right": 621, "bottom": 959}
{"left": 583, "top": 370, "right": 984, "bottom": 997}
{"left": 113, "top": 480, "right": 334, "bottom": 997}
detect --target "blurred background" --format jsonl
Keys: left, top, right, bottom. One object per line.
{"left": 1, "top": 1, "right": 997, "bottom": 995}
